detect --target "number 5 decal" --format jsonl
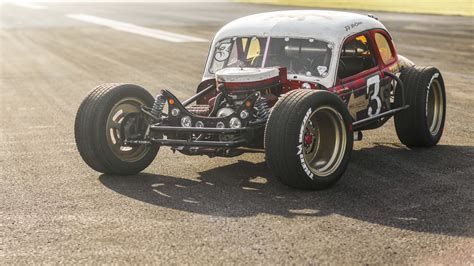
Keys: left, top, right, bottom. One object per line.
{"left": 367, "top": 75, "right": 381, "bottom": 117}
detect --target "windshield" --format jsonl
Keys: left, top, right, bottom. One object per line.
{"left": 209, "top": 37, "right": 333, "bottom": 78}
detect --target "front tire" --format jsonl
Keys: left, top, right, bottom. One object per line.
{"left": 74, "top": 83, "right": 159, "bottom": 175}
{"left": 394, "top": 66, "right": 446, "bottom": 147}
{"left": 265, "top": 90, "right": 353, "bottom": 190}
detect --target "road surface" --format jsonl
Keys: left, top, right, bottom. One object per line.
{"left": 1, "top": 1, "right": 473, "bottom": 264}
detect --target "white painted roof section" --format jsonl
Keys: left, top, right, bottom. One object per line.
{"left": 213, "top": 10, "right": 387, "bottom": 44}
{"left": 203, "top": 10, "right": 389, "bottom": 87}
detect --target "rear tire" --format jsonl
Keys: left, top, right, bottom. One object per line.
{"left": 394, "top": 66, "right": 446, "bottom": 147}
{"left": 74, "top": 83, "right": 159, "bottom": 175}
{"left": 265, "top": 90, "right": 353, "bottom": 190}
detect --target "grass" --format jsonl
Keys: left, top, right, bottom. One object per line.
{"left": 235, "top": 0, "right": 473, "bottom": 16}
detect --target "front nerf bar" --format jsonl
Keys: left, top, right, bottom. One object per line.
{"left": 135, "top": 89, "right": 265, "bottom": 148}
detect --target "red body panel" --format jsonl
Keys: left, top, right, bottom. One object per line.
{"left": 196, "top": 29, "right": 400, "bottom": 124}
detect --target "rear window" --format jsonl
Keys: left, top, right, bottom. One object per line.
{"left": 374, "top": 33, "right": 394, "bottom": 64}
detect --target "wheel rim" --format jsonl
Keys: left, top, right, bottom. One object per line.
{"left": 105, "top": 97, "right": 150, "bottom": 162}
{"left": 302, "top": 106, "right": 347, "bottom": 177}
{"left": 426, "top": 79, "right": 444, "bottom": 136}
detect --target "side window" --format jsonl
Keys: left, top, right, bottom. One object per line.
{"left": 338, "top": 34, "right": 377, "bottom": 80}
{"left": 209, "top": 37, "right": 266, "bottom": 74}
{"left": 374, "top": 33, "right": 394, "bottom": 65}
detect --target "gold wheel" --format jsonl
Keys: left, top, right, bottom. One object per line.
{"left": 105, "top": 97, "right": 149, "bottom": 162}
{"left": 426, "top": 79, "right": 444, "bottom": 136}
{"left": 302, "top": 106, "right": 347, "bottom": 177}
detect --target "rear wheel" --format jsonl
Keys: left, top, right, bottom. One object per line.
{"left": 394, "top": 66, "right": 446, "bottom": 147}
{"left": 265, "top": 90, "right": 353, "bottom": 190}
{"left": 74, "top": 83, "right": 159, "bottom": 175}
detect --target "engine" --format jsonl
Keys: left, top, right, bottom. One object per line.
{"left": 210, "top": 67, "right": 282, "bottom": 121}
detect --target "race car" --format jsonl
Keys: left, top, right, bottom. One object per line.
{"left": 75, "top": 10, "right": 446, "bottom": 190}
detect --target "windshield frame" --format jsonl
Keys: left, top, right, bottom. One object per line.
{"left": 208, "top": 36, "right": 334, "bottom": 80}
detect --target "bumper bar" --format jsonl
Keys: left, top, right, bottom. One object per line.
{"left": 150, "top": 138, "right": 246, "bottom": 147}
{"left": 150, "top": 125, "right": 251, "bottom": 134}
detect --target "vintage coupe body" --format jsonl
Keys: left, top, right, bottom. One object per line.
{"left": 75, "top": 11, "right": 446, "bottom": 190}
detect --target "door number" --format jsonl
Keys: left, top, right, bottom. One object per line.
{"left": 367, "top": 75, "right": 381, "bottom": 117}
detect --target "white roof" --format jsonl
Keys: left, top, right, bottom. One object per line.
{"left": 203, "top": 10, "right": 389, "bottom": 87}
{"left": 213, "top": 10, "right": 387, "bottom": 46}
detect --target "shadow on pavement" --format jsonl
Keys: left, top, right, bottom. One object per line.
{"left": 100, "top": 144, "right": 473, "bottom": 237}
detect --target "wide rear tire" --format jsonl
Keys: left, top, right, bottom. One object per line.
{"left": 74, "top": 83, "right": 159, "bottom": 175}
{"left": 265, "top": 90, "right": 353, "bottom": 190}
{"left": 394, "top": 66, "right": 446, "bottom": 147}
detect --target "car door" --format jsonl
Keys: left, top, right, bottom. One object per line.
{"left": 336, "top": 32, "right": 383, "bottom": 122}
{"left": 371, "top": 29, "right": 399, "bottom": 112}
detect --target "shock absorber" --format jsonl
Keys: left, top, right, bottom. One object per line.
{"left": 151, "top": 95, "right": 166, "bottom": 117}
{"left": 254, "top": 97, "right": 270, "bottom": 121}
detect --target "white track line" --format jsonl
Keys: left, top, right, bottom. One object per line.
{"left": 66, "top": 14, "right": 208, "bottom": 43}
{"left": 12, "top": 2, "right": 47, "bottom": 9}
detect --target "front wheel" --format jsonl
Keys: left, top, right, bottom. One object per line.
{"left": 74, "top": 83, "right": 159, "bottom": 175}
{"left": 264, "top": 90, "right": 353, "bottom": 190}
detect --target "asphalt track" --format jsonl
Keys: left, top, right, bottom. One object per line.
{"left": 1, "top": 1, "right": 473, "bottom": 264}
